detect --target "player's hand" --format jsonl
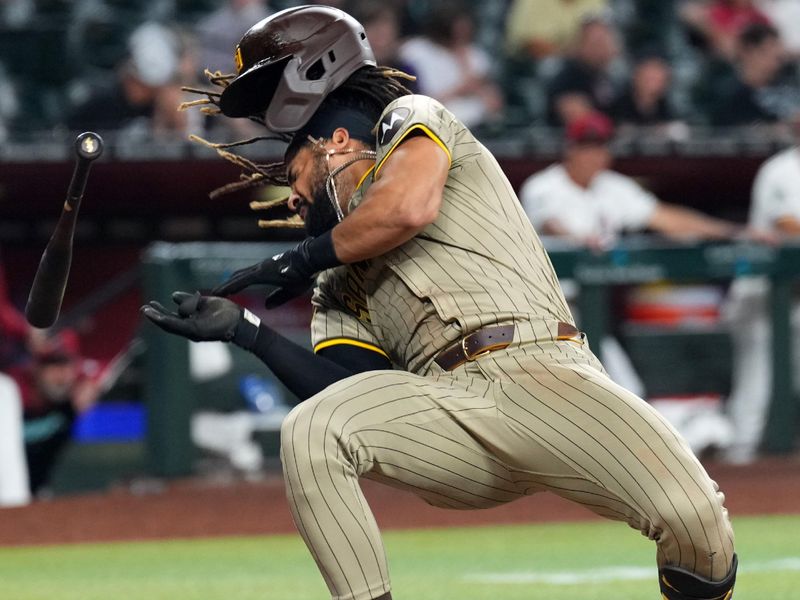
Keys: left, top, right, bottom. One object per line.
{"left": 211, "top": 236, "right": 337, "bottom": 308}
{"left": 141, "top": 291, "right": 245, "bottom": 343}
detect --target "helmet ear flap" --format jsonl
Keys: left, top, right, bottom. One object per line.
{"left": 264, "top": 56, "right": 329, "bottom": 132}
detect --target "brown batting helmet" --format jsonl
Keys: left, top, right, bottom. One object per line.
{"left": 218, "top": 5, "right": 376, "bottom": 132}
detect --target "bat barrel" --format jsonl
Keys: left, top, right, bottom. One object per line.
{"left": 24, "top": 209, "right": 79, "bottom": 328}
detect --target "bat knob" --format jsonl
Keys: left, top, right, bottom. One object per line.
{"left": 75, "top": 132, "right": 104, "bottom": 161}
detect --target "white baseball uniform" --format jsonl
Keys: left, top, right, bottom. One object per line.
{"left": 0, "top": 373, "right": 31, "bottom": 507}
{"left": 724, "top": 146, "right": 800, "bottom": 463}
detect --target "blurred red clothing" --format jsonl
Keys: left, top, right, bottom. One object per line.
{"left": 709, "top": 2, "right": 771, "bottom": 36}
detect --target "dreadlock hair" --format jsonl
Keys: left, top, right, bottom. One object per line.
{"left": 181, "top": 65, "right": 414, "bottom": 229}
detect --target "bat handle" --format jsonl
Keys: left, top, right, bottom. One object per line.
{"left": 65, "top": 160, "right": 91, "bottom": 211}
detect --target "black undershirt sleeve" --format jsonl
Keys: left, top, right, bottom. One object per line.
{"left": 236, "top": 324, "right": 391, "bottom": 403}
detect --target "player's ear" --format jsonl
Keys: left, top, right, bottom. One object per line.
{"left": 330, "top": 127, "right": 351, "bottom": 149}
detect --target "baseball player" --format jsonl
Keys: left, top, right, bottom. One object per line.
{"left": 723, "top": 137, "right": 800, "bottom": 463}
{"left": 142, "top": 6, "right": 737, "bottom": 600}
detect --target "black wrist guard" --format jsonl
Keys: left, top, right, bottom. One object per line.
{"left": 232, "top": 308, "right": 261, "bottom": 350}
{"left": 304, "top": 230, "right": 342, "bottom": 272}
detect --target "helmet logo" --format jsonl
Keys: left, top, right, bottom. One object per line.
{"left": 234, "top": 46, "right": 244, "bottom": 73}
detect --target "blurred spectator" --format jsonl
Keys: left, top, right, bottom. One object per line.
{"left": 505, "top": 0, "right": 608, "bottom": 60}
{"left": 757, "top": 0, "right": 800, "bottom": 57}
{"left": 705, "top": 22, "right": 799, "bottom": 127}
{"left": 346, "top": 0, "right": 416, "bottom": 81}
{"left": 194, "top": 0, "right": 272, "bottom": 75}
{"left": 611, "top": 52, "right": 679, "bottom": 127}
{"left": 545, "top": 17, "right": 621, "bottom": 126}
{"left": 520, "top": 112, "right": 745, "bottom": 248}
{"left": 398, "top": 0, "right": 502, "bottom": 127}
{"left": 723, "top": 129, "right": 800, "bottom": 463}
{"left": 681, "top": 0, "right": 772, "bottom": 59}
{"left": 67, "top": 22, "right": 201, "bottom": 137}
{"left": 9, "top": 331, "right": 100, "bottom": 494}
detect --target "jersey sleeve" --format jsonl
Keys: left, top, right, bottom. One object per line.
{"left": 373, "top": 95, "right": 457, "bottom": 177}
{"left": 310, "top": 272, "right": 388, "bottom": 359}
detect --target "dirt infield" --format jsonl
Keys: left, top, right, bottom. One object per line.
{"left": 1, "top": 456, "right": 798, "bottom": 547}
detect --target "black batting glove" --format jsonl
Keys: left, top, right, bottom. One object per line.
{"left": 141, "top": 291, "right": 261, "bottom": 350}
{"left": 210, "top": 231, "right": 341, "bottom": 308}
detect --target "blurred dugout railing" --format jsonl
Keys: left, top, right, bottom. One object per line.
{"left": 141, "top": 240, "right": 800, "bottom": 477}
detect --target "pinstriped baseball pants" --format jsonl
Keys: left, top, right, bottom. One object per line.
{"left": 280, "top": 334, "right": 735, "bottom": 600}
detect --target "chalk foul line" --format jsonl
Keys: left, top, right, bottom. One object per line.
{"left": 463, "top": 557, "right": 800, "bottom": 585}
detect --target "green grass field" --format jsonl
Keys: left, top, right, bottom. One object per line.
{"left": 1, "top": 514, "right": 797, "bottom": 599}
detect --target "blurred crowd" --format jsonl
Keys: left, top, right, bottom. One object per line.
{"left": 0, "top": 0, "right": 799, "bottom": 143}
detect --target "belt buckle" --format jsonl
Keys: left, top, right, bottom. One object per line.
{"left": 461, "top": 335, "right": 490, "bottom": 362}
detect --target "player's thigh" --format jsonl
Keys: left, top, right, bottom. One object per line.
{"left": 499, "top": 356, "right": 733, "bottom": 571}
{"left": 280, "top": 369, "right": 525, "bottom": 509}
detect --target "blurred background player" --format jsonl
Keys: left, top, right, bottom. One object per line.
{"left": 520, "top": 111, "right": 748, "bottom": 247}
{"left": 723, "top": 121, "right": 800, "bottom": 463}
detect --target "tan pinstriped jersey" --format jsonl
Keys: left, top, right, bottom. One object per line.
{"left": 311, "top": 94, "right": 573, "bottom": 374}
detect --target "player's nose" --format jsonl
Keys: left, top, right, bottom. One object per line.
{"left": 287, "top": 192, "right": 301, "bottom": 212}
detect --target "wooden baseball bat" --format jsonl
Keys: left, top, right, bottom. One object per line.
{"left": 25, "top": 132, "right": 104, "bottom": 328}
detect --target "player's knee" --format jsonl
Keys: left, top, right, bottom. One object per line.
{"left": 279, "top": 397, "right": 348, "bottom": 465}
{"left": 654, "top": 489, "right": 734, "bottom": 581}
{"left": 659, "top": 554, "right": 737, "bottom": 600}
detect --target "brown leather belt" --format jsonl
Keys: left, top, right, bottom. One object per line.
{"left": 434, "top": 322, "right": 580, "bottom": 372}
